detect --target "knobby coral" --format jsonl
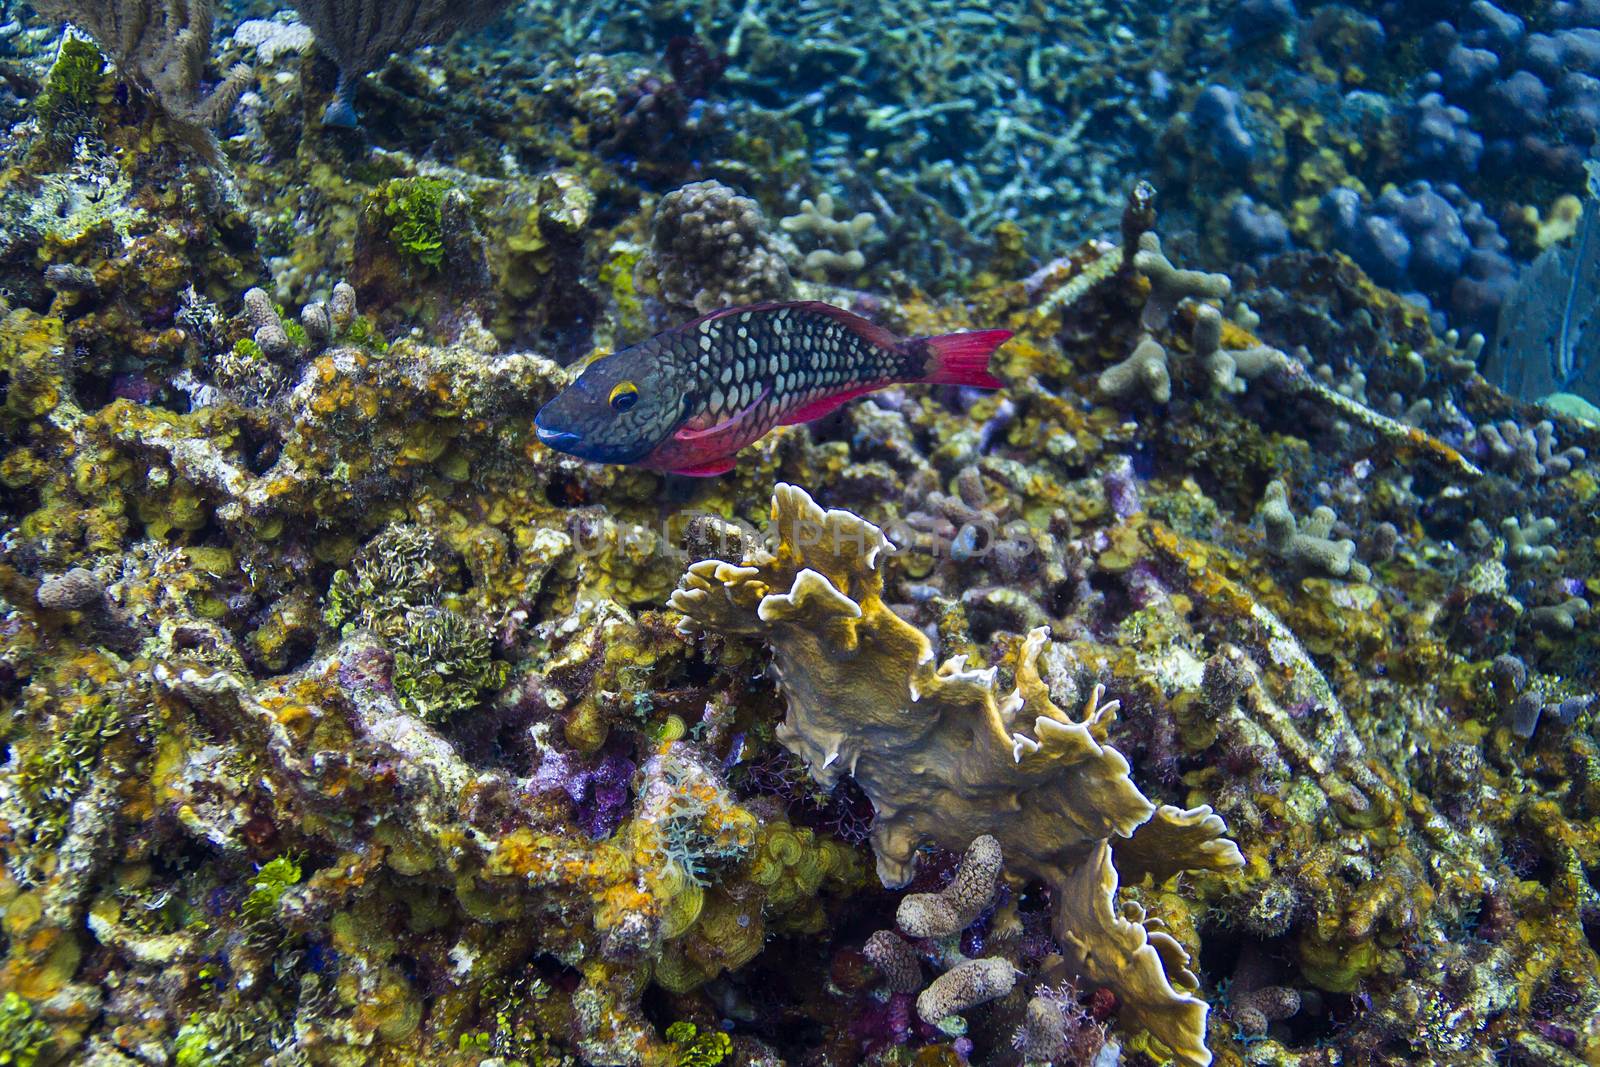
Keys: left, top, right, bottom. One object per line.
{"left": 639, "top": 179, "right": 794, "bottom": 316}
{"left": 861, "top": 835, "right": 1018, "bottom": 1030}
{"left": 671, "top": 483, "right": 1244, "bottom": 1066}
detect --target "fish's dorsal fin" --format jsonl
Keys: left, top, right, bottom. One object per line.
{"left": 680, "top": 301, "right": 903, "bottom": 351}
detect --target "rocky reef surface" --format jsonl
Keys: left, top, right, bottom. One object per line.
{"left": 1, "top": 2, "right": 1599, "bottom": 1066}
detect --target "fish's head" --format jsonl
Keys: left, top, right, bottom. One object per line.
{"left": 535, "top": 346, "right": 688, "bottom": 465}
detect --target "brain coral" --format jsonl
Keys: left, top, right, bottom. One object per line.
{"left": 671, "top": 483, "right": 1244, "bottom": 1066}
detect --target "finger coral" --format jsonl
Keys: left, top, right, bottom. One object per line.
{"left": 779, "top": 193, "right": 884, "bottom": 281}
{"left": 1258, "top": 479, "right": 1371, "bottom": 582}
{"left": 671, "top": 483, "right": 1244, "bottom": 1066}
{"left": 1133, "top": 232, "right": 1232, "bottom": 331}
{"left": 896, "top": 834, "right": 1002, "bottom": 938}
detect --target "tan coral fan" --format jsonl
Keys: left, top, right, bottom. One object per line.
{"left": 670, "top": 483, "right": 1244, "bottom": 1067}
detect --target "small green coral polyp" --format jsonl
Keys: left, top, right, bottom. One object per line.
{"left": 390, "top": 606, "right": 510, "bottom": 725}
{"left": 240, "top": 855, "right": 303, "bottom": 921}
{"left": 375, "top": 178, "right": 453, "bottom": 270}
{"left": 36, "top": 36, "right": 106, "bottom": 134}
{"left": 0, "top": 992, "right": 51, "bottom": 1067}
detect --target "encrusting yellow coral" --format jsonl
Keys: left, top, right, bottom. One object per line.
{"left": 671, "top": 484, "right": 1245, "bottom": 1066}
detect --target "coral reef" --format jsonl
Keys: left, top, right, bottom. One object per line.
{"left": 3, "top": 2, "right": 1600, "bottom": 1065}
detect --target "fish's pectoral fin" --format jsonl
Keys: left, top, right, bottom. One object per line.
{"left": 675, "top": 385, "right": 772, "bottom": 440}
{"left": 778, "top": 384, "right": 880, "bottom": 426}
{"left": 678, "top": 408, "right": 721, "bottom": 433}
{"left": 668, "top": 458, "right": 738, "bottom": 477}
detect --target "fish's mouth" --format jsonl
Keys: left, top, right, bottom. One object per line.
{"left": 534, "top": 407, "right": 583, "bottom": 451}
{"left": 536, "top": 424, "right": 582, "bottom": 450}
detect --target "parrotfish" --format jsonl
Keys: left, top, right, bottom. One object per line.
{"left": 534, "top": 301, "right": 1012, "bottom": 476}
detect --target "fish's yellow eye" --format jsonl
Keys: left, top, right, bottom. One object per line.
{"left": 609, "top": 381, "right": 639, "bottom": 413}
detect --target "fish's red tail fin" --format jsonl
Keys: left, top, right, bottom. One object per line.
{"left": 918, "top": 329, "right": 1011, "bottom": 389}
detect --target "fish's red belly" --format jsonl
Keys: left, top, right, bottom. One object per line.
{"left": 638, "top": 421, "right": 774, "bottom": 472}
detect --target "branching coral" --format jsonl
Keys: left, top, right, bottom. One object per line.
{"left": 1100, "top": 232, "right": 1269, "bottom": 404}
{"left": 1099, "top": 226, "right": 1483, "bottom": 477}
{"left": 779, "top": 193, "right": 884, "bottom": 280}
{"left": 671, "top": 483, "right": 1243, "bottom": 1065}
{"left": 1134, "top": 232, "right": 1232, "bottom": 331}
{"left": 285, "top": 0, "right": 515, "bottom": 126}
{"left": 1258, "top": 480, "right": 1371, "bottom": 582}
{"left": 29, "top": 0, "right": 250, "bottom": 139}
{"left": 1464, "top": 418, "right": 1586, "bottom": 483}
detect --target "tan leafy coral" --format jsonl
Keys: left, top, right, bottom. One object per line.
{"left": 670, "top": 483, "right": 1244, "bottom": 1066}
